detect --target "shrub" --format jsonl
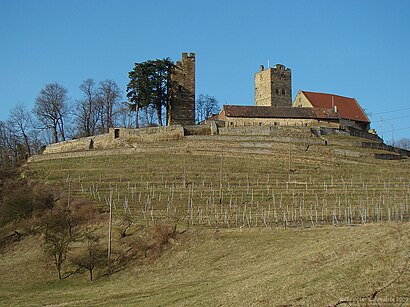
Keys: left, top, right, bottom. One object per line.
{"left": 152, "top": 224, "right": 177, "bottom": 251}
{"left": 32, "top": 184, "right": 60, "bottom": 214}
{"left": 0, "top": 186, "right": 34, "bottom": 226}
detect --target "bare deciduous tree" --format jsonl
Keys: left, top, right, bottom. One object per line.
{"left": 118, "top": 102, "right": 135, "bottom": 128}
{"left": 98, "top": 80, "right": 122, "bottom": 133}
{"left": 75, "top": 79, "right": 99, "bottom": 137}
{"left": 195, "top": 94, "right": 220, "bottom": 123}
{"left": 34, "top": 83, "right": 69, "bottom": 143}
{"left": 72, "top": 230, "right": 105, "bottom": 281}
{"left": 43, "top": 209, "right": 76, "bottom": 280}
{"left": 396, "top": 138, "right": 410, "bottom": 150}
{"left": 9, "top": 104, "right": 33, "bottom": 157}
{"left": 0, "top": 120, "right": 25, "bottom": 164}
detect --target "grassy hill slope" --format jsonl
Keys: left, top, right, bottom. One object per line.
{"left": 1, "top": 134, "right": 409, "bottom": 306}
{"left": 1, "top": 224, "right": 409, "bottom": 306}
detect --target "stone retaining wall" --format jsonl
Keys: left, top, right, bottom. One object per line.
{"left": 363, "top": 142, "right": 410, "bottom": 157}
{"left": 42, "top": 125, "right": 185, "bottom": 155}
{"left": 116, "top": 125, "right": 184, "bottom": 142}
{"left": 43, "top": 133, "right": 115, "bottom": 154}
{"left": 219, "top": 126, "right": 313, "bottom": 138}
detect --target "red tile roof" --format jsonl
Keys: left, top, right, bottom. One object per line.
{"left": 301, "top": 91, "right": 369, "bottom": 123}
{"left": 222, "top": 105, "right": 340, "bottom": 120}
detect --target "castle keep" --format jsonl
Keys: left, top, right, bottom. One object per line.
{"left": 254, "top": 64, "right": 292, "bottom": 107}
{"left": 169, "top": 52, "right": 195, "bottom": 126}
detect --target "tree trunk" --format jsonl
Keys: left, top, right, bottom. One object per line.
{"left": 55, "top": 253, "right": 62, "bottom": 280}
{"left": 105, "top": 103, "right": 110, "bottom": 133}
{"left": 59, "top": 119, "right": 66, "bottom": 141}
{"left": 157, "top": 105, "right": 163, "bottom": 126}
{"left": 89, "top": 249, "right": 93, "bottom": 281}
{"left": 22, "top": 132, "right": 31, "bottom": 157}
{"left": 166, "top": 94, "right": 172, "bottom": 126}
{"left": 135, "top": 104, "right": 139, "bottom": 128}
{"left": 52, "top": 126, "right": 59, "bottom": 143}
{"left": 86, "top": 100, "right": 92, "bottom": 136}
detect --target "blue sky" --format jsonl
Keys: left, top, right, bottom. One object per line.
{"left": 1, "top": 0, "right": 410, "bottom": 142}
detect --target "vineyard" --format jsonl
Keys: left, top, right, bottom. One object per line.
{"left": 27, "top": 137, "right": 410, "bottom": 229}
{"left": 2, "top": 135, "right": 408, "bottom": 306}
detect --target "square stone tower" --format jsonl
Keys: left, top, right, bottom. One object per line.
{"left": 254, "top": 64, "right": 292, "bottom": 107}
{"left": 169, "top": 52, "right": 195, "bottom": 126}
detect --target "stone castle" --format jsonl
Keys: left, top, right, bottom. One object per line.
{"left": 167, "top": 54, "right": 370, "bottom": 133}
{"left": 40, "top": 52, "right": 381, "bottom": 156}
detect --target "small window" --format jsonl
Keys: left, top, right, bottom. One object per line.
{"left": 114, "top": 129, "right": 120, "bottom": 139}
{"left": 275, "top": 89, "right": 279, "bottom": 94}
{"left": 282, "top": 89, "right": 285, "bottom": 95}
{"left": 178, "top": 85, "right": 182, "bottom": 92}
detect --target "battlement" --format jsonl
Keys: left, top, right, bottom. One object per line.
{"left": 182, "top": 52, "right": 195, "bottom": 60}
{"left": 259, "top": 64, "right": 291, "bottom": 72}
{"left": 273, "top": 64, "right": 290, "bottom": 71}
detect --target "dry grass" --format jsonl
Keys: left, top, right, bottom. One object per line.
{"left": 0, "top": 224, "right": 409, "bottom": 306}
{"left": 25, "top": 138, "right": 410, "bottom": 228}
{"left": 1, "top": 135, "right": 408, "bottom": 305}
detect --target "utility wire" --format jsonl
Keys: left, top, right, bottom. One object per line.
{"left": 382, "top": 126, "right": 410, "bottom": 133}
{"left": 369, "top": 107, "right": 410, "bottom": 116}
{"left": 372, "top": 114, "right": 410, "bottom": 123}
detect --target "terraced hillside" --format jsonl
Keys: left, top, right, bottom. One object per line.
{"left": 0, "top": 132, "right": 408, "bottom": 306}
{"left": 27, "top": 134, "right": 410, "bottom": 228}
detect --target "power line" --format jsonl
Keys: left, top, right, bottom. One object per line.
{"left": 382, "top": 126, "right": 410, "bottom": 133}
{"left": 372, "top": 114, "right": 410, "bottom": 123}
{"left": 369, "top": 107, "right": 410, "bottom": 116}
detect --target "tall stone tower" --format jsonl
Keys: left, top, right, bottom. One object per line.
{"left": 254, "top": 64, "right": 292, "bottom": 107}
{"left": 169, "top": 52, "right": 195, "bottom": 126}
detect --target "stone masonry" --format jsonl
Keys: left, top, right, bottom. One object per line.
{"left": 43, "top": 126, "right": 185, "bottom": 154}
{"left": 254, "top": 64, "right": 292, "bottom": 107}
{"left": 169, "top": 52, "right": 195, "bottom": 126}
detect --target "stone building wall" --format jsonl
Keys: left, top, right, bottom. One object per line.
{"left": 254, "top": 64, "right": 292, "bottom": 107}
{"left": 254, "top": 68, "right": 272, "bottom": 106}
{"left": 223, "top": 116, "right": 340, "bottom": 129}
{"left": 169, "top": 52, "right": 195, "bottom": 126}
{"left": 293, "top": 91, "right": 312, "bottom": 108}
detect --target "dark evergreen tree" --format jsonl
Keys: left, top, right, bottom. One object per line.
{"left": 127, "top": 58, "right": 174, "bottom": 127}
